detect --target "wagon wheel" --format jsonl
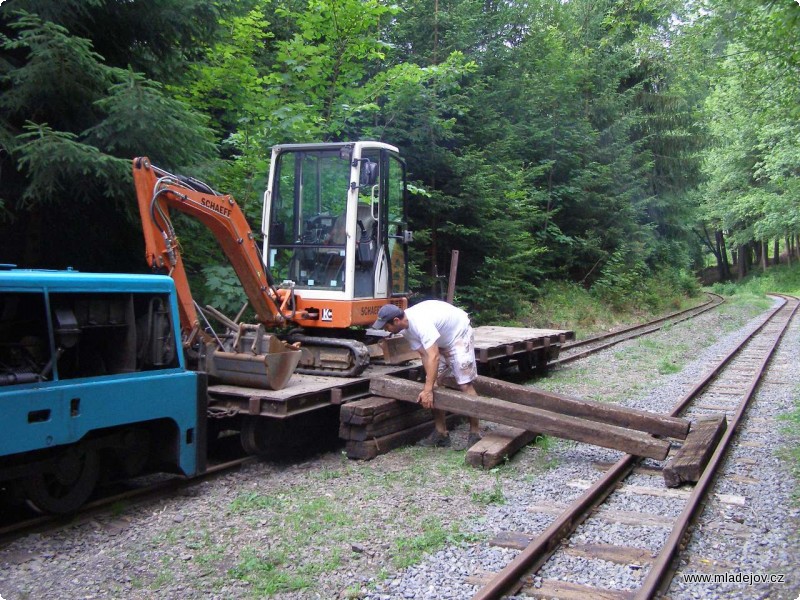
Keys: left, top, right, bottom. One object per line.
{"left": 23, "top": 445, "right": 100, "bottom": 514}
{"left": 240, "top": 416, "right": 289, "bottom": 455}
{"left": 517, "top": 353, "right": 534, "bottom": 376}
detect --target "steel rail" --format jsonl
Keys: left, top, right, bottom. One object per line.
{"left": 0, "top": 455, "right": 256, "bottom": 542}
{"left": 553, "top": 292, "right": 724, "bottom": 366}
{"left": 472, "top": 294, "right": 796, "bottom": 600}
{"left": 637, "top": 294, "right": 799, "bottom": 598}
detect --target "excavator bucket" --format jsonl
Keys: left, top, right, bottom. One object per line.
{"left": 204, "top": 336, "right": 302, "bottom": 391}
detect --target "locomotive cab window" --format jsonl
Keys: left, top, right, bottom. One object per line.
{"left": 0, "top": 292, "right": 52, "bottom": 385}
{"left": 0, "top": 290, "right": 179, "bottom": 382}
{"left": 48, "top": 292, "right": 178, "bottom": 379}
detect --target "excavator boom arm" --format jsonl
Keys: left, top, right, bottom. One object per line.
{"left": 132, "top": 157, "right": 283, "bottom": 336}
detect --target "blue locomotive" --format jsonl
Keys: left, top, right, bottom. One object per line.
{"left": 0, "top": 269, "right": 206, "bottom": 513}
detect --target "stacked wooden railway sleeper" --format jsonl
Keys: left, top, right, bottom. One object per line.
{"left": 344, "top": 370, "right": 727, "bottom": 486}
{"left": 339, "top": 393, "right": 460, "bottom": 460}
{"left": 341, "top": 326, "right": 571, "bottom": 461}
{"left": 340, "top": 325, "right": 726, "bottom": 481}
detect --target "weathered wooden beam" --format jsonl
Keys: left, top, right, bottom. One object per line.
{"left": 340, "top": 396, "right": 419, "bottom": 425}
{"left": 344, "top": 414, "right": 460, "bottom": 460}
{"left": 521, "top": 579, "right": 634, "bottom": 600}
{"left": 488, "top": 530, "right": 535, "bottom": 550}
{"left": 565, "top": 543, "right": 655, "bottom": 565}
{"left": 473, "top": 375, "right": 689, "bottom": 439}
{"left": 340, "top": 407, "right": 434, "bottom": 441}
{"left": 370, "top": 377, "right": 672, "bottom": 460}
{"left": 663, "top": 415, "right": 727, "bottom": 487}
{"left": 465, "top": 426, "right": 538, "bottom": 469}
{"left": 380, "top": 335, "right": 418, "bottom": 364}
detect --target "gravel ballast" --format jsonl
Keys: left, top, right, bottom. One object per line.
{"left": 0, "top": 297, "right": 798, "bottom": 599}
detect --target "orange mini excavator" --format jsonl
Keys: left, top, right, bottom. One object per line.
{"left": 133, "top": 142, "right": 412, "bottom": 382}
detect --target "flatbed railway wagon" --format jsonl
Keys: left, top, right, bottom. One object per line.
{"left": 0, "top": 269, "right": 206, "bottom": 514}
{"left": 0, "top": 267, "right": 575, "bottom": 513}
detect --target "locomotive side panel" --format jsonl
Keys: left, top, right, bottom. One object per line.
{"left": 0, "top": 271, "right": 203, "bottom": 513}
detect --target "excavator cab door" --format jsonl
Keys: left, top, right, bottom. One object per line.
{"left": 358, "top": 148, "right": 409, "bottom": 300}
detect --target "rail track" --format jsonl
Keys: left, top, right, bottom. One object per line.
{"left": 0, "top": 454, "right": 256, "bottom": 544}
{"left": 552, "top": 292, "right": 725, "bottom": 366}
{"left": 470, "top": 294, "right": 798, "bottom": 600}
{"left": 0, "top": 293, "right": 727, "bottom": 545}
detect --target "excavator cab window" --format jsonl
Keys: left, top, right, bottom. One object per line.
{"left": 359, "top": 160, "right": 378, "bottom": 187}
{"left": 268, "top": 149, "right": 351, "bottom": 291}
{"left": 265, "top": 142, "right": 409, "bottom": 302}
{"left": 387, "top": 154, "right": 408, "bottom": 295}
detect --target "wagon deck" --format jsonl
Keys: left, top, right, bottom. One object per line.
{"left": 208, "top": 325, "right": 575, "bottom": 420}
{"left": 207, "top": 363, "right": 413, "bottom": 418}
{"left": 472, "top": 325, "right": 574, "bottom": 374}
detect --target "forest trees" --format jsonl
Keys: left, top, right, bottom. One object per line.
{"left": 0, "top": 1, "right": 218, "bottom": 271}
{"left": 1, "top": 0, "right": 796, "bottom": 318}
{"left": 697, "top": 0, "right": 800, "bottom": 280}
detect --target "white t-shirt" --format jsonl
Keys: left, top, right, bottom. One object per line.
{"left": 402, "top": 300, "right": 471, "bottom": 351}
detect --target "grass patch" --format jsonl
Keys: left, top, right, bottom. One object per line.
{"left": 471, "top": 468, "right": 506, "bottom": 506}
{"left": 392, "top": 517, "right": 477, "bottom": 569}
{"left": 286, "top": 496, "right": 353, "bottom": 535}
{"left": 313, "top": 467, "right": 345, "bottom": 481}
{"left": 528, "top": 435, "right": 562, "bottom": 471}
{"left": 657, "top": 358, "right": 682, "bottom": 375}
{"left": 523, "top": 278, "right": 701, "bottom": 339}
{"left": 712, "top": 262, "right": 800, "bottom": 297}
{"left": 222, "top": 488, "right": 368, "bottom": 594}
{"left": 229, "top": 548, "right": 311, "bottom": 595}
{"left": 229, "top": 491, "right": 286, "bottom": 513}
{"left": 151, "top": 569, "right": 174, "bottom": 589}
{"left": 779, "top": 387, "right": 800, "bottom": 503}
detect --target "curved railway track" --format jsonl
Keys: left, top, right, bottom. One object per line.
{"left": 471, "top": 294, "right": 798, "bottom": 600}
{"left": 553, "top": 292, "right": 725, "bottom": 366}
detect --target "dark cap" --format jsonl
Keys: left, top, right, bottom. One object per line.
{"left": 372, "top": 304, "right": 404, "bottom": 329}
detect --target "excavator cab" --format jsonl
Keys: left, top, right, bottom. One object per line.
{"left": 263, "top": 142, "right": 411, "bottom": 328}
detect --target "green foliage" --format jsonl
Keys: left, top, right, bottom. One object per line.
{"left": 528, "top": 273, "right": 699, "bottom": 340}
{"left": 229, "top": 548, "right": 311, "bottom": 595}
{"left": 1, "top": 12, "right": 111, "bottom": 125}
{"left": 713, "top": 262, "right": 800, "bottom": 298}
{"left": 695, "top": 1, "right": 800, "bottom": 273}
{"left": 201, "top": 263, "right": 249, "bottom": 317}
{"left": 14, "top": 123, "right": 130, "bottom": 208}
{"left": 591, "top": 245, "right": 700, "bottom": 313}
{"left": 0, "top": 6, "right": 217, "bottom": 271}
{"left": 84, "top": 69, "right": 216, "bottom": 169}
{"left": 392, "top": 517, "right": 474, "bottom": 569}
{"left": 590, "top": 245, "right": 649, "bottom": 311}
{"left": 528, "top": 281, "right": 609, "bottom": 334}
{"left": 3, "top": 0, "right": 798, "bottom": 326}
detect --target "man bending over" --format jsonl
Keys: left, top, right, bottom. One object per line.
{"left": 373, "top": 301, "right": 481, "bottom": 448}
